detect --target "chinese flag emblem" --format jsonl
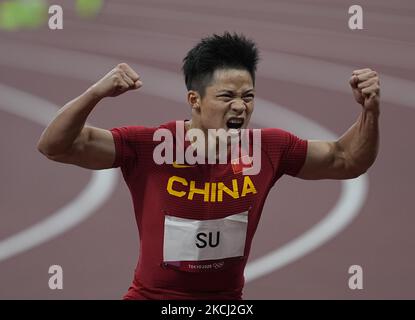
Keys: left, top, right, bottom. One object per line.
{"left": 231, "top": 155, "right": 253, "bottom": 174}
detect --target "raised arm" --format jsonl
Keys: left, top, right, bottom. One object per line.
{"left": 37, "top": 63, "right": 142, "bottom": 170}
{"left": 297, "top": 68, "right": 380, "bottom": 180}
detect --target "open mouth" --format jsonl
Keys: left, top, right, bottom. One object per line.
{"left": 226, "top": 118, "right": 244, "bottom": 130}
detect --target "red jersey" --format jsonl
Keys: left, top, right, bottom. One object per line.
{"left": 110, "top": 120, "right": 307, "bottom": 300}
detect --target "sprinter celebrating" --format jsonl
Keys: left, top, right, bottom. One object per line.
{"left": 37, "top": 32, "right": 380, "bottom": 299}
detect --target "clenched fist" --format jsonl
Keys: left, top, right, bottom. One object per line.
{"left": 90, "top": 63, "right": 142, "bottom": 99}
{"left": 349, "top": 68, "right": 380, "bottom": 112}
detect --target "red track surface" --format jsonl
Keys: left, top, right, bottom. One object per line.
{"left": 0, "top": 0, "right": 414, "bottom": 299}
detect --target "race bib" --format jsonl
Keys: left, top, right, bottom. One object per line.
{"left": 163, "top": 211, "right": 248, "bottom": 262}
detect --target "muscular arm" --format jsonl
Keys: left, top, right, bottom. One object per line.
{"left": 37, "top": 89, "right": 115, "bottom": 169}
{"left": 37, "top": 63, "right": 142, "bottom": 169}
{"left": 297, "top": 68, "right": 380, "bottom": 180}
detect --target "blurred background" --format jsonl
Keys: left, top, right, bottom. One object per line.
{"left": 0, "top": 0, "right": 414, "bottom": 299}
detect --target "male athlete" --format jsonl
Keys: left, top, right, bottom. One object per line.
{"left": 37, "top": 32, "right": 380, "bottom": 299}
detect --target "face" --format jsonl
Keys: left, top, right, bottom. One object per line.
{"left": 188, "top": 68, "right": 255, "bottom": 133}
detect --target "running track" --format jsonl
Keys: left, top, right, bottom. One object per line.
{"left": 0, "top": 0, "right": 414, "bottom": 299}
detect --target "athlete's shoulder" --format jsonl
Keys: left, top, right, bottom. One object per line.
{"left": 159, "top": 120, "right": 181, "bottom": 131}
{"left": 260, "top": 127, "right": 294, "bottom": 146}
{"left": 110, "top": 120, "right": 180, "bottom": 142}
{"left": 261, "top": 127, "right": 292, "bottom": 136}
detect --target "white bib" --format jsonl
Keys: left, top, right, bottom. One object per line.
{"left": 163, "top": 211, "right": 248, "bottom": 262}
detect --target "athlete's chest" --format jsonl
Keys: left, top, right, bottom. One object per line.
{"left": 145, "top": 161, "right": 270, "bottom": 219}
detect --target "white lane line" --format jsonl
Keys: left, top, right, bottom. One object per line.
{"left": 245, "top": 99, "right": 368, "bottom": 281}
{"left": 0, "top": 42, "right": 367, "bottom": 284}
{"left": 258, "top": 50, "right": 415, "bottom": 110}
{"left": 1, "top": 39, "right": 413, "bottom": 109}
{"left": 0, "top": 83, "right": 118, "bottom": 262}
{"left": 106, "top": 2, "right": 415, "bottom": 33}
{"left": 102, "top": 3, "right": 415, "bottom": 67}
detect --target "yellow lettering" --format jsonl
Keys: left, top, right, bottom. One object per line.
{"left": 210, "top": 182, "right": 217, "bottom": 202}
{"left": 241, "top": 176, "right": 257, "bottom": 197}
{"left": 167, "top": 176, "right": 187, "bottom": 198}
{"left": 166, "top": 176, "right": 257, "bottom": 202}
{"left": 188, "top": 181, "right": 210, "bottom": 202}
{"left": 217, "top": 179, "right": 239, "bottom": 202}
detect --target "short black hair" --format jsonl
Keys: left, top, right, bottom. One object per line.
{"left": 182, "top": 32, "right": 259, "bottom": 97}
